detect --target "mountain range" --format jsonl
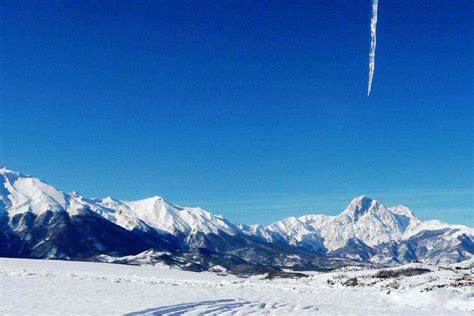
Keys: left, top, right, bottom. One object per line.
{"left": 1, "top": 167, "right": 472, "bottom": 274}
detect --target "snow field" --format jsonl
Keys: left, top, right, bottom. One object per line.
{"left": 1, "top": 258, "right": 473, "bottom": 315}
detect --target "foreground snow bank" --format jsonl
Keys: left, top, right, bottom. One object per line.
{"left": 1, "top": 258, "right": 472, "bottom": 315}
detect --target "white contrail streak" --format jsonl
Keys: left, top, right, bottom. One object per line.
{"left": 367, "top": 0, "right": 378, "bottom": 96}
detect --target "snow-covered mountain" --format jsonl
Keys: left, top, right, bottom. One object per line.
{"left": 241, "top": 195, "right": 474, "bottom": 265}
{"left": 124, "top": 196, "right": 240, "bottom": 237}
{"left": 1, "top": 167, "right": 472, "bottom": 270}
{"left": 243, "top": 195, "right": 414, "bottom": 251}
{"left": 1, "top": 168, "right": 68, "bottom": 216}
{"left": 0, "top": 168, "right": 183, "bottom": 260}
{"left": 0, "top": 168, "right": 338, "bottom": 271}
{"left": 0, "top": 168, "right": 238, "bottom": 237}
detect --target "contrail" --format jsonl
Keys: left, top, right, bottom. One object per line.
{"left": 367, "top": 0, "right": 378, "bottom": 96}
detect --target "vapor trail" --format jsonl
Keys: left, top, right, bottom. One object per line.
{"left": 367, "top": 0, "right": 378, "bottom": 96}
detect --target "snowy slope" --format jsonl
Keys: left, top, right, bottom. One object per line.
{"left": 0, "top": 167, "right": 67, "bottom": 216}
{"left": 1, "top": 258, "right": 473, "bottom": 315}
{"left": 125, "top": 196, "right": 239, "bottom": 236}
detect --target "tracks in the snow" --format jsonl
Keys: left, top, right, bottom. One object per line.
{"left": 125, "top": 299, "right": 319, "bottom": 315}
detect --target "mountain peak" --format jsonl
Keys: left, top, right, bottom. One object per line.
{"left": 342, "top": 195, "right": 381, "bottom": 221}
{"left": 70, "top": 191, "right": 82, "bottom": 197}
{"left": 144, "top": 195, "right": 165, "bottom": 203}
{"left": 101, "top": 196, "right": 118, "bottom": 202}
{"left": 1, "top": 168, "right": 67, "bottom": 215}
{"left": 0, "top": 167, "right": 24, "bottom": 177}
{"left": 126, "top": 195, "right": 168, "bottom": 209}
{"left": 389, "top": 205, "right": 417, "bottom": 220}
{"left": 351, "top": 195, "right": 374, "bottom": 204}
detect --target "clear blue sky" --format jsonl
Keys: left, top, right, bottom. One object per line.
{"left": 1, "top": 1, "right": 472, "bottom": 226}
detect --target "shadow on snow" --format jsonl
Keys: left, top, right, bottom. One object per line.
{"left": 125, "top": 299, "right": 252, "bottom": 315}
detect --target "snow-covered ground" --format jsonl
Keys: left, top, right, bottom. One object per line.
{"left": 1, "top": 258, "right": 473, "bottom": 315}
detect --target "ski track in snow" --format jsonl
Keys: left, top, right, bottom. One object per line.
{"left": 1, "top": 258, "right": 473, "bottom": 315}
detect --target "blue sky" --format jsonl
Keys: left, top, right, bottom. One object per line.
{"left": 1, "top": 1, "right": 472, "bottom": 226}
